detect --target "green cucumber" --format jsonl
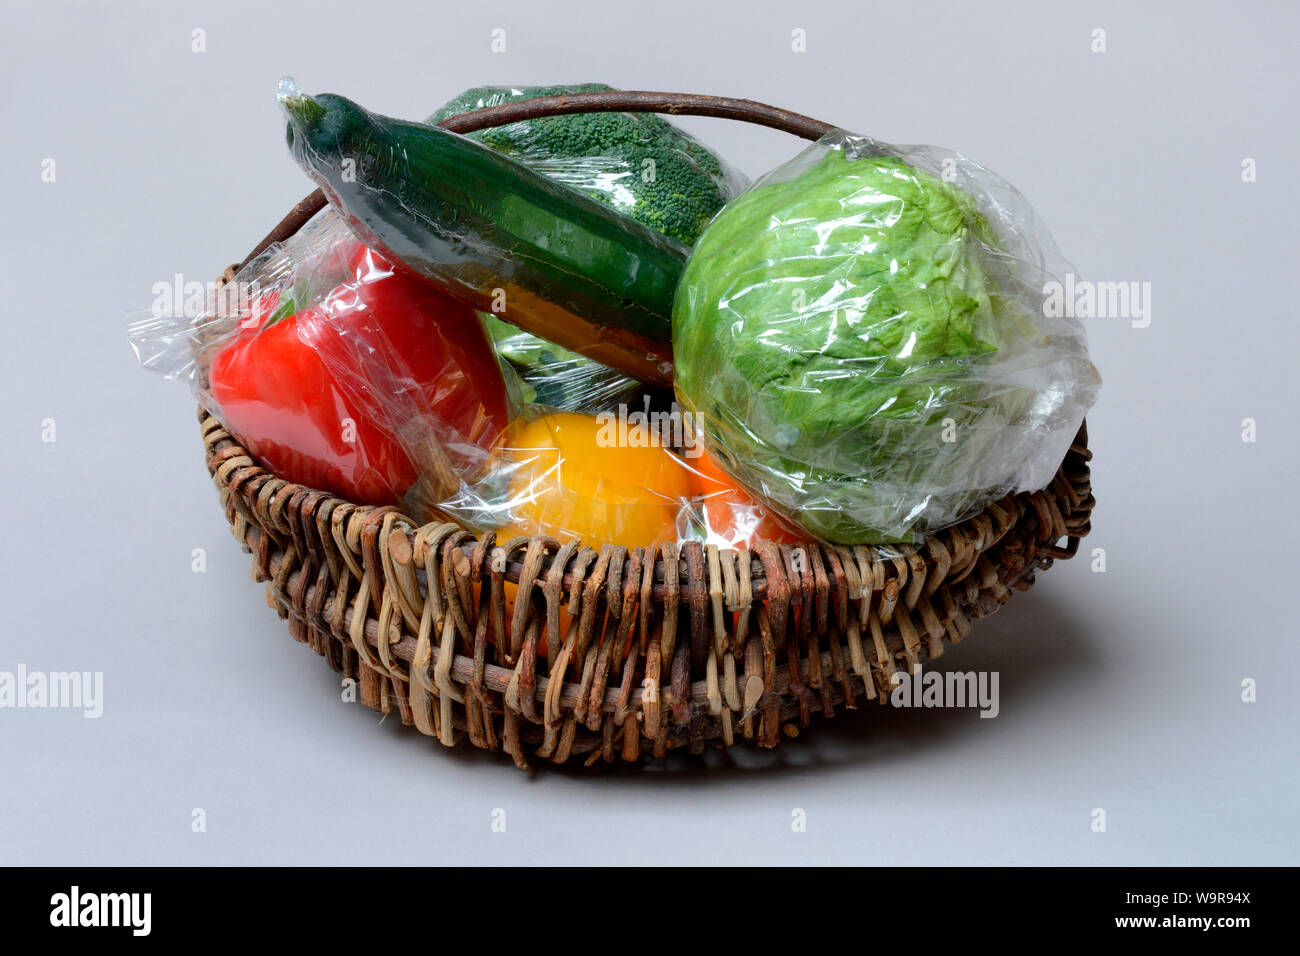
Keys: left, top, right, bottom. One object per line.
{"left": 280, "top": 85, "right": 686, "bottom": 385}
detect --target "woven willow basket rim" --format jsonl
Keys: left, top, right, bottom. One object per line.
{"left": 205, "top": 90, "right": 1096, "bottom": 768}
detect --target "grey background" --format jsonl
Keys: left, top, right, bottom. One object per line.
{"left": 2, "top": 0, "right": 1296, "bottom": 865}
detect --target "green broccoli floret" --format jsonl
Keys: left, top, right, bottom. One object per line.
{"left": 429, "top": 84, "right": 736, "bottom": 245}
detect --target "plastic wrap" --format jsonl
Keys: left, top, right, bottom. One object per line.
{"left": 436, "top": 409, "right": 798, "bottom": 550}
{"left": 682, "top": 438, "right": 803, "bottom": 549}
{"left": 438, "top": 411, "right": 693, "bottom": 550}
{"left": 672, "top": 130, "right": 1101, "bottom": 544}
{"left": 279, "top": 79, "right": 690, "bottom": 387}
{"left": 428, "top": 84, "right": 750, "bottom": 413}
{"left": 128, "top": 208, "right": 512, "bottom": 515}
{"left": 482, "top": 313, "right": 642, "bottom": 413}
{"left": 428, "top": 84, "right": 748, "bottom": 247}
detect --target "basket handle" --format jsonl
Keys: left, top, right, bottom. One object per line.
{"left": 237, "top": 90, "right": 837, "bottom": 271}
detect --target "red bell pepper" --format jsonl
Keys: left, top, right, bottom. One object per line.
{"left": 209, "top": 241, "right": 509, "bottom": 508}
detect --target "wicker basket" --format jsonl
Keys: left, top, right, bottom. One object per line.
{"left": 204, "top": 91, "right": 1095, "bottom": 768}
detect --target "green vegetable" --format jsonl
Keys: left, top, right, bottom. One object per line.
{"left": 482, "top": 313, "right": 641, "bottom": 411}
{"left": 429, "top": 84, "right": 740, "bottom": 399}
{"left": 429, "top": 84, "right": 736, "bottom": 245}
{"left": 280, "top": 83, "right": 686, "bottom": 386}
{"left": 674, "top": 147, "right": 1016, "bottom": 544}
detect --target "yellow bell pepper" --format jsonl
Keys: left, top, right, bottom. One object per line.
{"left": 496, "top": 411, "right": 691, "bottom": 550}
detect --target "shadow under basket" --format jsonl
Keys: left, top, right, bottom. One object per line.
{"left": 203, "top": 90, "right": 1096, "bottom": 769}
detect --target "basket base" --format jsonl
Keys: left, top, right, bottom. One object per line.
{"left": 203, "top": 409, "right": 1093, "bottom": 768}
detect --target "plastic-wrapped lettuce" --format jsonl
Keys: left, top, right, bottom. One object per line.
{"left": 673, "top": 131, "right": 1100, "bottom": 544}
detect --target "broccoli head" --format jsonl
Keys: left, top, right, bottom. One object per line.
{"left": 429, "top": 84, "right": 738, "bottom": 245}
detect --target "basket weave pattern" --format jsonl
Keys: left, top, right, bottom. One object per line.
{"left": 202, "top": 410, "right": 1093, "bottom": 767}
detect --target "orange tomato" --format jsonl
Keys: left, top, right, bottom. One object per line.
{"left": 686, "top": 446, "right": 802, "bottom": 548}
